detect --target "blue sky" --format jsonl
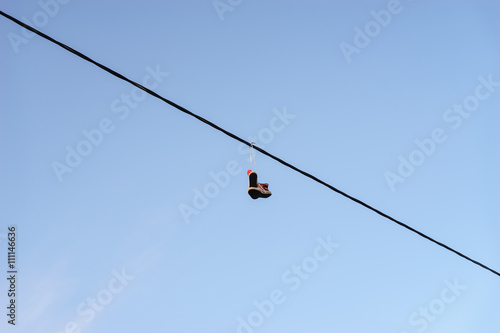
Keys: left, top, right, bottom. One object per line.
{"left": 1, "top": 0, "right": 499, "bottom": 332}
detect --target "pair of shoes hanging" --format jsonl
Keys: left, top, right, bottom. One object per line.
{"left": 247, "top": 169, "right": 272, "bottom": 199}
{"left": 247, "top": 143, "right": 272, "bottom": 199}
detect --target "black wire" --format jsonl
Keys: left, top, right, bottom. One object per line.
{"left": 1, "top": 10, "right": 498, "bottom": 278}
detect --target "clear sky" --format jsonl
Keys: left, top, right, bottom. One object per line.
{"left": 1, "top": 0, "right": 499, "bottom": 332}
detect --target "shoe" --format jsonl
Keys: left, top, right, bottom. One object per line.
{"left": 247, "top": 170, "right": 272, "bottom": 199}
{"left": 257, "top": 183, "right": 272, "bottom": 198}
{"left": 247, "top": 170, "right": 260, "bottom": 199}
{"left": 248, "top": 170, "right": 258, "bottom": 188}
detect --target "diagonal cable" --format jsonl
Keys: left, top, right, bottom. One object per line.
{"left": 1, "top": 10, "right": 498, "bottom": 278}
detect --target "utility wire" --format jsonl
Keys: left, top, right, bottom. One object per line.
{"left": 1, "top": 10, "right": 498, "bottom": 278}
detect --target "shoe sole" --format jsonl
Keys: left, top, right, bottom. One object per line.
{"left": 248, "top": 188, "right": 260, "bottom": 199}
{"left": 248, "top": 188, "right": 272, "bottom": 199}
{"left": 259, "top": 191, "right": 271, "bottom": 198}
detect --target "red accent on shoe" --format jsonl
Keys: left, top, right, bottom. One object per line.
{"left": 257, "top": 183, "right": 271, "bottom": 198}
{"left": 259, "top": 183, "right": 269, "bottom": 191}
{"left": 247, "top": 170, "right": 252, "bottom": 176}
